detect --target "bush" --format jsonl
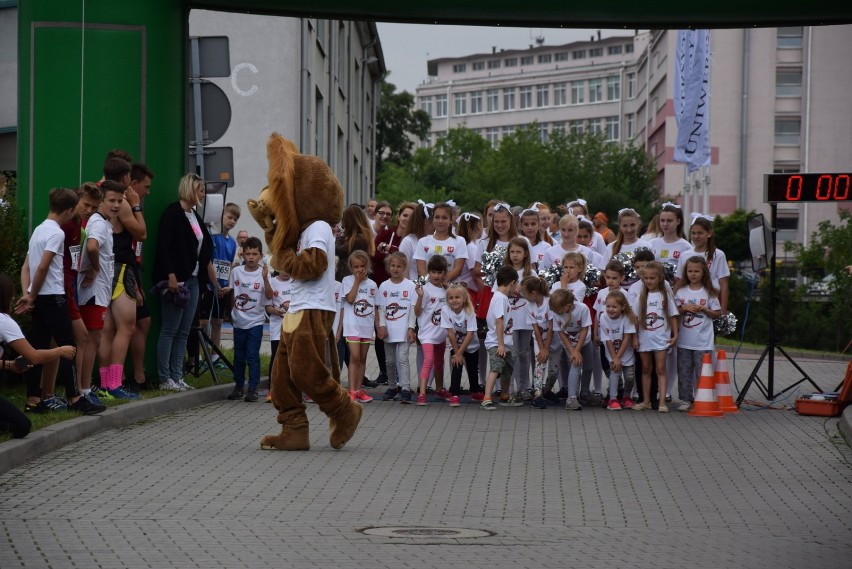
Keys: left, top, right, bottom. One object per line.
{"left": 0, "top": 171, "right": 28, "bottom": 288}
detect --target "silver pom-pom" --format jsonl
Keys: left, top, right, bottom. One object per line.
{"left": 613, "top": 251, "right": 637, "bottom": 282}
{"left": 481, "top": 246, "right": 506, "bottom": 287}
{"left": 583, "top": 264, "right": 601, "bottom": 297}
{"left": 413, "top": 275, "right": 428, "bottom": 287}
{"left": 539, "top": 263, "right": 563, "bottom": 286}
{"left": 663, "top": 259, "right": 678, "bottom": 285}
{"left": 713, "top": 312, "right": 737, "bottom": 336}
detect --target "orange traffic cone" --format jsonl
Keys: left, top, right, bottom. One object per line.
{"left": 689, "top": 352, "right": 724, "bottom": 417}
{"left": 714, "top": 350, "right": 738, "bottom": 413}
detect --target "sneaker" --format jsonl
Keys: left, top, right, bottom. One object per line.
{"left": 531, "top": 397, "right": 547, "bottom": 409}
{"left": 657, "top": 405, "right": 669, "bottom": 413}
{"left": 665, "top": 394, "right": 673, "bottom": 403}
{"left": 621, "top": 398, "right": 635, "bottom": 409}
{"left": 399, "top": 389, "right": 412, "bottom": 404}
{"left": 159, "top": 378, "right": 182, "bottom": 392}
{"left": 591, "top": 392, "right": 604, "bottom": 406}
{"left": 632, "top": 402, "right": 651, "bottom": 411}
{"left": 123, "top": 381, "right": 141, "bottom": 394}
{"left": 607, "top": 398, "right": 622, "bottom": 411}
{"left": 348, "top": 390, "right": 357, "bottom": 401}
{"left": 677, "top": 401, "right": 692, "bottom": 412}
{"left": 520, "top": 389, "right": 534, "bottom": 401}
{"left": 435, "top": 389, "right": 452, "bottom": 400}
{"left": 244, "top": 389, "right": 259, "bottom": 402}
{"left": 499, "top": 396, "right": 524, "bottom": 407}
{"left": 355, "top": 390, "right": 373, "bottom": 403}
{"left": 83, "top": 391, "right": 103, "bottom": 406}
{"left": 448, "top": 395, "right": 461, "bottom": 407}
{"left": 578, "top": 390, "right": 592, "bottom": 406}
{"left": 92, "top": 386, "right": 115, "bottom": 400}
{"left": 70, "top": 396, "right": 106, "bottom": 415}
{"left": 416, "top": 394, "right": 428, "bottom": 406}
{"left": 107, "top": 387, "right": 141, "bottom": 400}
{"left": 542, "top": 391, "right": 560, "bottom": 405}
{"left": 382, "top": 387, "right": 399, "bottom": 401}
{"left": 480, "top": 400, "right": 497, "bottom": 411}
{"left": 214, "top": 359, "right": 229, "bottom": 370}
{"left": 555, "top": 388, "right": 568, "bottom": 400}
{"left": 425, "top": 386, "right": 436, "bottom": 395}
{"left": 362, "top": 377, "right": 378, "bottom": 388}
{"left": 565, "top": 397, "right": 582, "bottom": 411}
{"left": 27, "top": 396, "right": 68, "bottom": 413}
{"left": 375, "top": 373, "right": 389, "bottom": 385}
{"left": 470, "top": 392, "right": 485, "bottom": 402}
{"left": 227, "top": 387, "right": 244, "bottom": 400}
{"left": 175, "top": 379, "right": 194, "bottom": 391}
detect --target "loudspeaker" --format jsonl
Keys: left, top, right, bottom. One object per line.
{"left": 747, "top": 213, "right": 772, "bottom": 272}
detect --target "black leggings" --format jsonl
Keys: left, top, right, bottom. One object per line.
{"left": 449, "top": 349, "right": 480, "bottom": 395}
{"left": 0, "top": 396, "right": 31, "bottom": 438}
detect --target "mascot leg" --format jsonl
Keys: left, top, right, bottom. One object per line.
{"left": 260, "top": 324, "right": 310, "bottom": 451}
{"left": 291, "top": 310, "right": 362, "bottom": 449}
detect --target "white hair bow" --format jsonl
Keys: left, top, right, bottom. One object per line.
{"left": 576, "top": 214, "right": 590, "bottom": 224}
{"left": 445, "top": 199, "right": 457, "bottom": 208}
{"left": 618, "top": 208, "right": 635, "bottom": 216}
{"left": 417, "top": 199, "right": 435, "bottom": 218}
{"left": 568, "top": 198, "right": 587, "bottom": 207}
{"left": 493, "top": 202, "right": 511, "bottom": 213}
{"left": 462, "top": 212, "right": 481, "bottom": 222}
{"left": 661, "top": 201, "right": 681, "bottom": 209}
{"left": 521, "top": 205, "right": 539, "bottom": 215}
{"left": 691, "top": 212, "right": 715, "bottom": 223}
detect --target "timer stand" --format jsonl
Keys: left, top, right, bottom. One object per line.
{"left": 736, "top": 203, "right": 822, "bottom": 406}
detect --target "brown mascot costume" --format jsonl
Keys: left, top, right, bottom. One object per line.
{"left": 247, "top": 132, "right": 362, "bottom": 451}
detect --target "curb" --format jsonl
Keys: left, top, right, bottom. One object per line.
{"left": 0, "top": 379, "right": 268, "bottom": 477}
{"left": 839, "top": 406, "right": 852, "bottom": 445}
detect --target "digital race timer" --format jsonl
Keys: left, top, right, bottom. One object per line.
{"left": 764, "top": 173, "right": 852, "bottom": 203}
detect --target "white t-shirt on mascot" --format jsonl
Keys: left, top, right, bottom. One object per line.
{"left": 289, "top": 220, "right": 337, "bottom": 313}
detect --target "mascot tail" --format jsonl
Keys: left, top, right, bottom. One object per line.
{"left": 267, "top": 132, "right": 300, "bottom": 254}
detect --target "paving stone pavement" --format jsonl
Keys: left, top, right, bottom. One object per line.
{"left": 0, "top": 350, "right": 850, "bottom": 569}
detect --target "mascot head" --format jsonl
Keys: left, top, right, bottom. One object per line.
{"left": 247, "top": 132, "right": 344, "bottom": 269}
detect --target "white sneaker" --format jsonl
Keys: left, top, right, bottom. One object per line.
{"left": 159, "top": 378, "right": 182, "bottom": 392}
{"left": 175, "top": 379, "right": 194, "bottom": 391}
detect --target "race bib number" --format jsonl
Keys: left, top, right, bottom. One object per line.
{"left": 106, "top": 254, "right": 115, "bottom": 280}
{"left": 70, "top": 245, "right": 82, "bottom": 271}
{"left": 134, "top": 241, "right": 144, "bottom": 258}
{"left": 213, "top": 259, "right": 231, "bottom": 282}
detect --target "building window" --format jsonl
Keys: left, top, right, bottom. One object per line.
{"left": 521, "top": 55, "right": 534, "bottom": 65}
{"left": 454, "top": 93, "right": 467, "bottom": 116}
{"left": 536, "top": 85, "right": 549, "bottom": 107}
{"left": 626, "top": 113, "right": 635, "bottom": 138}
{"left": 538, "top": 122, "right": 549, "bottom": 142}
{"left": 473, "top": 61, "right": 485, "bottom": 71}
{"left": 435, "top": 94, "right": 447, "bottom": 118}
{"left": 503, "top": 88, "right": 516, "bottom": 110}
{"left": 775, "top": 118, "right": 801, "bottom": 145}
{"left": 607, "top": 76, "right": 621, "bottom": 101}
{"left": 505, "top": 57, "right": 518, "bottom": 67}
{"left": 337, "top": 23, "right": 347, "bottom": 94}
{"left": 776, "top": 69, "right": 802, "bottom": 97}
{"left": 552, "top": 122, "right": 565, "bottom": 133}
{"left": 553, "top": 82, "right": 567, "bottom": 106}
{"left": 519, "top": 85, "right": 533, "bottom": 109}
{"left": 589, "top": 47, "right": 603, "bottom": 57}
{"left": 588, "top": 118, "right": 603, "bottom": 136}
{"left": 315, "top": 89, "right": 325, "bottom": 157}
{"left": 486, "top": 127, "right": 500, "bottom": 148}
{"left": 452, "top": 63, "right": 466, "bottom": 73}
{"left": 778, "top": 26, "right": 803, "bottom": 48}
{"left": 571, "top": 80, "right": 585, "bottom": 104}
{"left": 487, "top": 89, "right": 499, "bottom": 112}
{"left": 608, "top": 45, "right": 622, "bottom": 55}
{"left": 569, "top": 120, "right": 584, "bottom": 135}
{"left": 538, "top": 54, "right": 552, "bottom": 64}
{"left": 555, "top": 51, "right": 569, "bottom": 61}
{"left": 470, "top": 91, "right": 483, "bottom": 114}
{"left": 421, "top": 96, "right": 433, "bottom": 117}
{"left": 606, "top": 116, "right": 620, "bottom": 141}
{"left": 627, "top": 72, "right": 636, "bottom": 99}
{"left": 776, "top": 214, "right": 799, "bottom": 243}
{"left": 502, "top": 125, "right": 516, "bottom": 138}
{"left": 572, "top": 50, "right": 586, "bottom": 60}
{"left": 488, "top": 59, "right": 500, "bottom": 69}
{"left": 589, "top": 78, "right": 603, "bottom": 103}
{"left": 625, "top": 43, "right": 634, "bottom": 54}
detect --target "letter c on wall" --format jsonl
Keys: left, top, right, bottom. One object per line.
{"left": 231, "top": 63, "right": 258, "bottom": 97}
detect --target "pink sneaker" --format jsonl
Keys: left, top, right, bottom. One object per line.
{"left": 435, "top": 389, "right": 452, "bottom": 400}
{"left": 355, "top": 390, "right": 373, "bottom": 403}
{"left": 448, "top": 395, "right": 461, "bottom": 407}
{"left": 607, "top": 398, "right": 622, "bottom": 410}
{"left": 348, "top": 390, "right": 357, "bottom": 401}
{"left": 416, "top": 394, "right": 428, "bottom": 406}
{"left": 621, "top": 398, "right": 635, "bottom": 409}
{"left": 470, "top": 392, "right": 485, "bottom": 402}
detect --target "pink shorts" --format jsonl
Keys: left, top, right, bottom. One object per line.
{"left": 345, "top": 336, "right": 373, "bottom": 344}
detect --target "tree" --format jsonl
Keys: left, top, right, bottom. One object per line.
{"left": 712, "top": 208, "right": 757, "bottom": 265}
{"left": 375, "top": 77, "right": 431, "bottom": 176}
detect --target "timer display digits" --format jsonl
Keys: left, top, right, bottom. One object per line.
{"left": 765, "top": 173, "right": 852, "bottom": 203}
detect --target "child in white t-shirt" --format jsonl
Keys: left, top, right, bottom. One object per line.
{"left": 598, "top": 290, "right": 637, "bottom": 410}
{"left": 414, "top": 255, "right": 449, "bottom": 406}
{"left": 441, "top": 283, "right": 479, "bottom": 405}
{"left": 414, "top": 202, "right": 468, "bottom": 283}
{"left": 341, "top": 250, "right": 378, "bottom": 403}
{"left": 480, "top": 265, "right": 519, "bottom": 410}
{"left": 265, "top": 269, "right": 292, "bottom": 402}
{"left": 551, "top": 288, "right": 593, "bottom": 410}
{"left": 521, "top": 276, "right": 554, "bottom": 409}
{"left": 227, "top": 237, "right": 272, "bottom": 402}
{"left": 674, "top": 256, "right": 722, "bottom": 411}
{"left": 505, "top": 237, "right": 536, "bottom": 402}
{"left": 377, "top": 253, "right": 417, "bottom": 403}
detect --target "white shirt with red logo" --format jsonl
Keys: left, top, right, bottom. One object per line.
{"left": 377, "top": 278, "right": 417, "bottom": 343}
{"left": 267, "top": 275, "right": 292, "bottom": 342}
{"left": 557, "top": 302, "right": 592, "bottom": 348}
{"left": 229, "top": 265, "right": 271, "bottom": 329}
{"left": 631, "top": 290, "right": 679, "bottom": 352}
{"left": 675, "top": 285, "right": 720, "bottom": 351}
{"left": 417, "top": 282, "right": 448, "bottom": 344}
{"left": 341, "top": 275, "right": 377, "bottom": 340}
{"left": 598, "top": 312, "right": 637, "bottom": 366}
{"left": 414, "top": 235, "right": 469, "bottom": 273}
{"left": 650, "top": 237, "right": 691, "bottom": 264}
{"left": 441, "top": 305, "right": 479, "bottom": 353}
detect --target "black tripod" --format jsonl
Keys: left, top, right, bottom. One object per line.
{"left": 736, "top": 204, "right": 822, "bottom": 406}
{"left": 186, "top": 323, "right": 233, "bottom": 385}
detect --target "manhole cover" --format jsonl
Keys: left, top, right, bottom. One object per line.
{"left": 361, "top": 527, "right": 492, "bottom": 539}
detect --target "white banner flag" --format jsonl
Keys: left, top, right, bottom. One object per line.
{"left": 674, "top": 30, "right": 711, "bottom": 172}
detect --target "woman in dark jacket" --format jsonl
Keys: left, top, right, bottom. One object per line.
{"left": 152, "top": 173, "right": 215, "bottom": 390}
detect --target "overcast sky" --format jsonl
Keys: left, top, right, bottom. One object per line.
{"left": 375, "top": 23, "right": 637, "bottom": 94}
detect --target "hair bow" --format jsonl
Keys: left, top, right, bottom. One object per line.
{"left": 445, "top": 199, "right": 457, "bottom": 208}
{"left": 417, "top": 199, "right": 435, "bottom": 218}
{"left": 530, "top": 201, "right": 544, "bottom": 210}
{"left": 493, "top": 202, "right": 511, "bottom": 212}
{"left": 618, "top": 208, "right": 636, "bottom": 216}
{"left": 520, "top": 207, "right": 539, "bottom": 216}
{"left": 576, "top": 215, "right": 590, "bottom": 224}
{"left": 661, "top": 201, "right": 681, "bottom": 209}
{"left": 691, "top": 212, "right": 715, "bottom": 223}
{"left": 568, "top": 198, "right": 587, "bottom": 207}
{"left": 462, "top": 212, "right": 481, "bottom": 222}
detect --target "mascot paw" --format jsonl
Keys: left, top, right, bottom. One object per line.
{"left": 329, "top": 402, "right": 363, "bottom": 450}
{"left": 260, "top": 427, "right": 310, "bottom": 451}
